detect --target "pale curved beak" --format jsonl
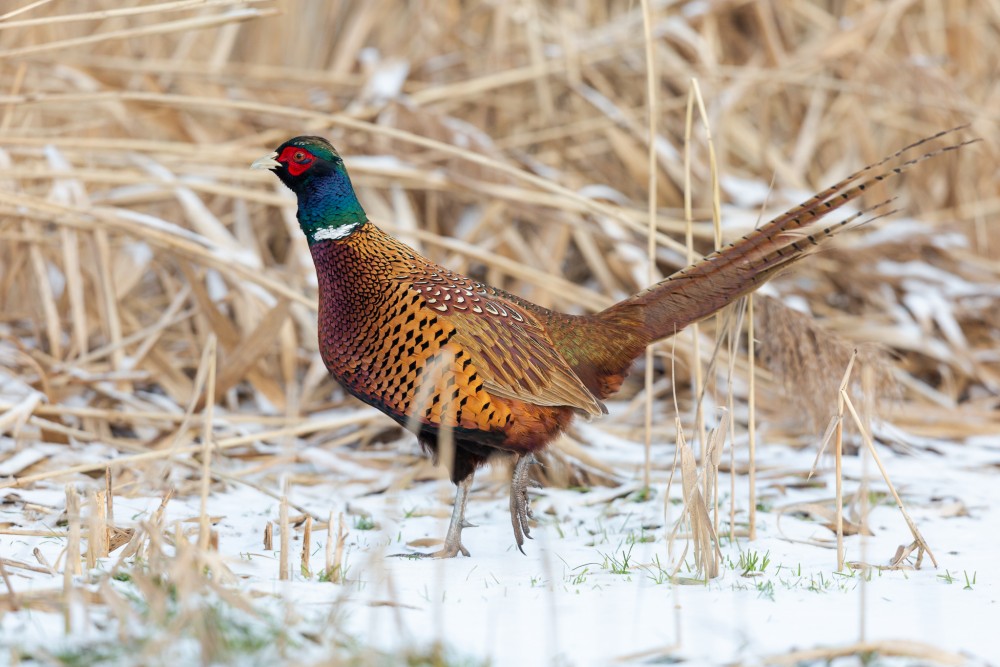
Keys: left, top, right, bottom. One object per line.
{"left": 251, "top": 151, "right": 280, "bottom": 170}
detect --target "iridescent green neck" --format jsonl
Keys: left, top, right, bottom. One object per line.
{"left": 296, "top": 163, "right": 368, "bottom": 245}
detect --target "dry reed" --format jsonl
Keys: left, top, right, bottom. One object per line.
{"left": 0, "top": 0, "right": 996, "bottom": 663}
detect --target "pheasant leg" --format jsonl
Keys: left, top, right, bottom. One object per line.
{"left": 421, "top": 472, "right": 474, "bottom": 558}
{"left": 509, "top": 453, "right": 540, "bottom": 554}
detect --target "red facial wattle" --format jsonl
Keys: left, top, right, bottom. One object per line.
{"left": 277, "top": 146, "right": 316, "bottom": 177}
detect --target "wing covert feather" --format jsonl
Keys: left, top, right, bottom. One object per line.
{"left": 400, "top": 269, "right": 606, "bottom": 416}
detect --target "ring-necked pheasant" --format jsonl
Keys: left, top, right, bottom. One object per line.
{"left": 252, "top": 128, "right": 970, "bottom": 558}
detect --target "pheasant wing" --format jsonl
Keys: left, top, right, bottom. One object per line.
{"left": 403, "top": 271, "right": 606, "bottom": 417}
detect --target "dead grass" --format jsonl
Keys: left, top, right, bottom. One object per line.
{"left": 0, "top": 0, "right": 997, "bottom": 663}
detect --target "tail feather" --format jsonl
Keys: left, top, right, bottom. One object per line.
{"left": 600, "top": 126, "right": 976, "bottom": 344}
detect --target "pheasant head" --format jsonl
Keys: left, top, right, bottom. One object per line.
{"left": 252, "top": 136, "right": 367, "bottom": 243}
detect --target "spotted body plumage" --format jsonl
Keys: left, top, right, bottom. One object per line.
{"left": 313, "top": 225, "right": 510, "bottom": 435}
{"left": 309, "top": 221, "right": 611, "bottom": 484}
{"left": 253, "top": 129, "right": 972, "bottom": 558}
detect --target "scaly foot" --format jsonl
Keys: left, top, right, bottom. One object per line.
{"left": 395, "top": 473, "right": 475, "bottom": 558}
{"left": 411, "top": 538, "right": 470, "bottom": 559}
{"left": 509, "top": 453, "right": 541, "bottom": 554}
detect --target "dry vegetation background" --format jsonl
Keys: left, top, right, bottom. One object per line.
{"left": 0, "top": 0, "right": 998, "bottom": 664}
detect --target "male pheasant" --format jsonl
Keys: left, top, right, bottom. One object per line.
{"left": 252, "top": 128, "right": 968, "bottom": 558}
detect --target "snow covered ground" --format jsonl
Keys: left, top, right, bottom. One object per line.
{"left": 2, "top": 419, "right": 998, "bottom": 666}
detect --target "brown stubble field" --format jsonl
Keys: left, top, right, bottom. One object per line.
{"left": 0, "top": 1, "right": 998, "bottom": 665}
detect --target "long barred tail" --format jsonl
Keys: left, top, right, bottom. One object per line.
{"left": 599, "top": 126, "right": 976, "bottom": 344}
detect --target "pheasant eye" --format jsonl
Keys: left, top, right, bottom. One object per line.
{"left": 277, "top": 145, "right": 317, "bottom": 176}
